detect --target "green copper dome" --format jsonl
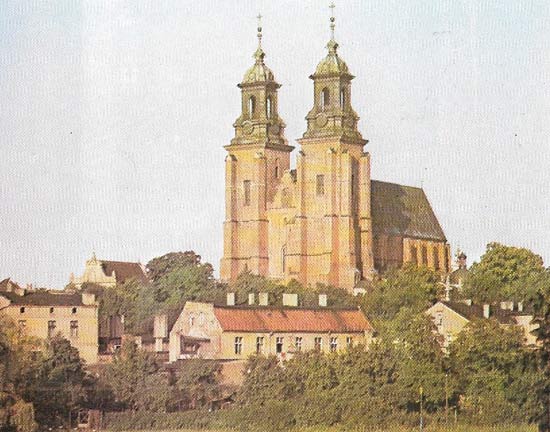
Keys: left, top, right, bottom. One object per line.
{"left": 314, "top": 39, "right": 350, "bottom": 77}
{"left": 242, "top": 46, "right": 275, "bottom": 84}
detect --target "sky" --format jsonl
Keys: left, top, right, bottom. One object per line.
{"left": 1, "top": 0, "right": 549, "bottom": 288}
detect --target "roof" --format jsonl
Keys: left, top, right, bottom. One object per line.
{"left": 101, "top": 260, "right": 148, "bottom": 285}
{"left": 370, "top": 180, "right": 447, "bottom": 242}
{"left": 213, "top": 306, "right": 373, "bottom": 333}
{"left": 0, "top": 278, "right": 22, "bottom": 292}
{"left": 0, "top": 291, "right": 85, "bottom": 307}
{"left": 449, "top": 268, "right": 469, "bottom": 285}
{"left": 440, "top": 301, "right": 519, "bottom": 325}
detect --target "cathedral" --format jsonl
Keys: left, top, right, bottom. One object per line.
{"left": 221, "top": 14, "right": 451, "bottom": 291}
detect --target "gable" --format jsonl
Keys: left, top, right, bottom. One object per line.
{"left": 370, "top": 180, "right": 446, "bottom": 242}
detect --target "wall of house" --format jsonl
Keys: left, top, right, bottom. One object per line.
{"left": 425, "top": 302, "right": 469, "bottom": 350}
{"left": 2, "top": 304, "right": 99, "bottom": 364}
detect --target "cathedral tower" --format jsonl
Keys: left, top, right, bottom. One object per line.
{"left": 293, "top": 5, "right": 374, "bottom": 288}
{"left": 220, "top": 18, "right": 294, "bottom": 281}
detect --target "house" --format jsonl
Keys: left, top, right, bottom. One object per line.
{"left": 0, "top": 283, "right": 99, "bottom": 363}
{"left": 169, "top": 293, "right": 374, "bottom": 363}
{"left": 426, "top": 300, "right": 538, "bottom": 350}
{"left": 70, "top": 252, "right": 148, "bottom": 289}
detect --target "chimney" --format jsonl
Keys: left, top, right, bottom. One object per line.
{"left": 282, "top": 293, "right": 298, "bottom": 307}
{"left": 226, "top": 292, "right": 235, "bottom": 306}
{"left": 483, "top": 304, "right": 490, "bottom": 319}
{"left": 318, "top": 294, "right": 327, "bottom": 307}
{"left": 500, "top": 301, "right": 513, "bottom": 311}
{"left": 259, "top": 292, "right": 269, "bottom": 306}
{"left": 248, "top": 293, "right": 255, "bottom": 305}
{"left": 518, "top": 302, "right": 524, "bottom": 313}
{"left": 82, "top": 292, "right": 96, "bottom": 305}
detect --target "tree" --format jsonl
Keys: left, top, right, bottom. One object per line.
{"left": 449, "top": 318, "right": 538, "bottom": 424}
{"left": 464, "top": 242, "right": 546, "bottom": 303}
{"left": 360, "top": 263, "right": 442, "bottom": 322}
{"left": 175, "top": 359, "right": 222, "bottom": 409}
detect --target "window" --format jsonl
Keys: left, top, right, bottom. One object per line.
{"left": 295, "top": 337, "right": 302, "bottom": 352}
{"left": 70, "top": 320, "right": 79, "bottom": 338}
{"left": 346, "top": 336, "right": 353, "bottom": 349}
{"left": 243, "top": 180, "right": 251, "bottom": 206}
{"left": 20, "top": 307, "right": 25, "bottom": 314}
{"left": 320, "top": 87, "right": 330, "bottom": 110}
{"left": 444, "top": 250, "right": 450, "bottom": 272}
{"left": 281, "top": 246, "right": 287, "bottom": 274}
{"left": 248, "top": 96, "right": 256, "bottom": 117}
{"left": 266, "top": 96, "right": 272, "bottom": 118}
{"left": 274, "top": 159, "right": 279, "bottom": 178}
{"left": 340, "top": 88, "right": 346, "bottom": 109}
{"left": 18, "top": 320, "right": 26, "bottom": 334}
{"left": 316, "top": 174, "right": 325, "bottom": 196}
{"left": 256, "top": 336, "right": 264, "bottom": 354}
{"left": 189, "top": 315, "right": 195, "bottom": 327}
{"left": 49, "top": 307, "right": 54, "bottom": 314}
{"left": 410, "top": 246, "right": 418, "bottom": 264}
{"left": 47, "top": 320, "right": 56, "bottom": 338}
{"left": 433, "top": 248, "right": 440, "bottom": 270}
{"left": 72, "top": 307, "right": 77, "bottom": 314}
{"left": 314, "top": 337, "right": 322, "bottom": 351}
{"left": 330, "top": 337, "right": 338, "bottom": 353}
{"left": 435, "top": 312, "right": 443, "bottom": 327}
{"left": 276, "top": 336, "right": 284, "bottom": 354}
{"left": 421, "top": 246, "right": 428, "bottom": 266}
{"left": 234, "top": 337, "right": 243, "bottom": 355}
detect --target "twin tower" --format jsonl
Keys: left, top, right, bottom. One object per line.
{"left": 221, "top": 16, "right": 451, "bottom": 291}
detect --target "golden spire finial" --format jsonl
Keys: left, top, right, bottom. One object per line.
{"left": 329, "top": 2, "right": 336, "bottom": 40}
{"left": 253, "top": 13, "right": 266, "bottom": 64}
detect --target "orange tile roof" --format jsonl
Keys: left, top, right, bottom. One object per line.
{"left": 213, "top": 306, "right": 373, "bottom": 333}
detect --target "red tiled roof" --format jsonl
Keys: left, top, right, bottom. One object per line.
{"left": 213, "top": 306, "right": 373, "bottom": 333}
{"left": 101, "top": 261, "right": 148, "bottom": 285}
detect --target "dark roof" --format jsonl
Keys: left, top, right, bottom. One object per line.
{"left": 213, "top": 306, "right": 373, "bottom": 333}
{"left": 101, "top": 260, "right": 148, "bottom": 285}
{"left": 0, "top": 291, "right": 85, "bottom": 306}
{"left": 370, "top": 180, "right": 446, "bottom": 242}
{"left": 0, "top": 278, "right": 22, "bottom": 292}
{"left": 449, "top": 268, "right": 469, "bottom": 285}
{"left": 441, "top": 301, "right": 518, "bottom": 325}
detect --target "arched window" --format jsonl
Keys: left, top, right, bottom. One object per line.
{"left": 266, "top": 96, "right": 272, "bottom": 118}
{"left": 248, "top": 96, "right": 256, "bottom": 117}
{"left": 320, "top": 88, "right": 330, "bottom": 110}
{"left": 274, "top": 159, "right": 279, "bottom": 178}
{"left": 340, "top": 88, "right": 346, "bottom": 109}
{"left": 433, "top": 247, "right": 440, "bottom": 270}
{"left": 421, "top": 245, "right": 428, "bottom": 266}
{"left": 410, "top": 245, "right": 418, "bottom": 264}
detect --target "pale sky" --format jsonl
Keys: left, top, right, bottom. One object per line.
{"left": 1, "top": 1, "right": 549, "bottom": 288}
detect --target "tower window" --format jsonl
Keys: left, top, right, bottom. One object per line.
{"left": 266, "top": 96, "right": 272, "bottom": 118}
{"left": 248, "top": 96, "right": 256, "bottom": 117}
{"left": 316, "top": 174, "right": 325, "bottom": 196}
{"left": 320, "top": 88, "right": 330, "bottom": 110}
{"left": 340, "top": 88, "right": 346, "bottom": 109}
{"left": 274, "top": 159, "right": 279, "bottom": 178}
{"left": 243, "top": 180, "right": 251, "bottom": 206}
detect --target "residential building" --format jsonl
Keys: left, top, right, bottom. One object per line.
{"left": 169, "top": 294, "right": 374, "bottom": 362}
{"left": 426, "top": 300, "right": 538, "bottom": 350}
{"left": 220, "top": 12, "right": 450, "bottom": 291}
{"left": 0, "top": 285, "right": 99, "bottom": 363}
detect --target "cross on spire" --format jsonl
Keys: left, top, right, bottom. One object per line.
{"left": 257, "top": 13, "right": 263, "bottom": 48}
{"left": 329, "top": 2, "right": 336, "bottom": 40}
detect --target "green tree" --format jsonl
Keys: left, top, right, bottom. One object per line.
{"left": 175, "top": 359, "right": 222, "bottom": 409}
{"left": 361, "top": 263, "right": 442, "bottom": 322}
{"left": 464, "top": 242, "right": 546, "bottom": 303}
{"left": 533, "top": 275, "right": 550, "bottom": 431}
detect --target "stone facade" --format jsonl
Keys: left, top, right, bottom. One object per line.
{"left": 221, "top": 25, "right": 450, "bottom": 290}
{"left": 0, "top": 287, "right": 99, "bottom": 364}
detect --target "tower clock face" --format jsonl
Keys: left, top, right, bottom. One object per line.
{"left": 316, "top": 113, "right": 328, "bottom": 128}
{"left": 242, "top": 121, "right": 254, "bottom": 135}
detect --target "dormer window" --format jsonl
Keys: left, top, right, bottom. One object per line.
{"left": 266, "top": 96, "right": 272, "bottom": 118}
{"left": 248, "top": 96, "right": 256, "bottom": 117}
{"left": 320, "top": 88, "right": 330, "bottom": 110}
